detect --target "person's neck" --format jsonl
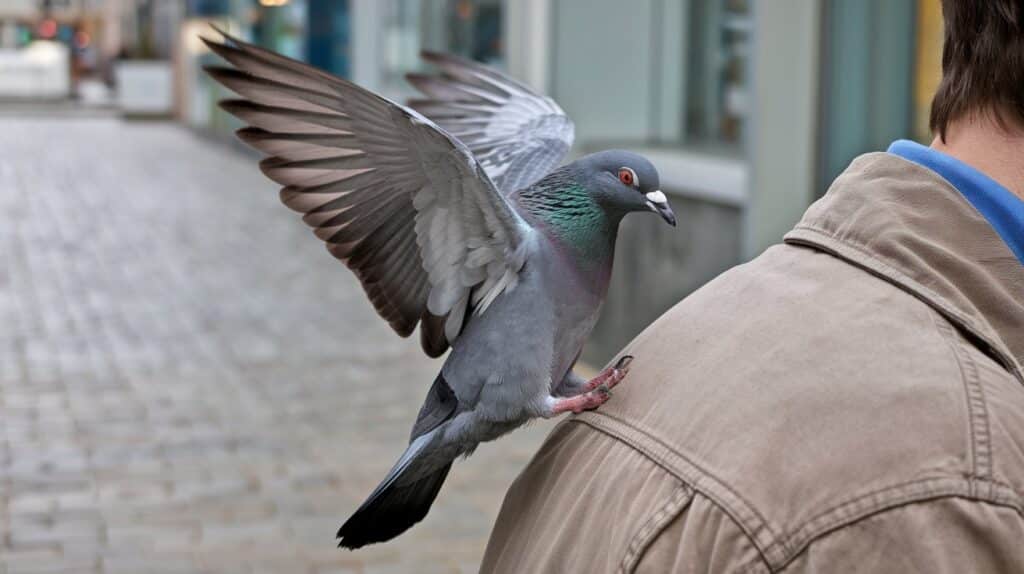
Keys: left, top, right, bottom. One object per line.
{"left": 931, "top": 113, "right": 1024, "bottom": 200}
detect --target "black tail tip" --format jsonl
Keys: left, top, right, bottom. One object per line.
{"left": 336, "top": 523, "right": 372, "bottom": 550}
{"left": 334, "top": 461, "right": 453, "bottom": 550}
{"left": 336, "top": 534, "right": 359, "bottom": 550}
{"left": 334, "top": 502, "right": 424, "bottom": 550}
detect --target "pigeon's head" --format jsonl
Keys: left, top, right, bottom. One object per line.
{"left": 577, "top": 150, "right": 676, "bottom": 227}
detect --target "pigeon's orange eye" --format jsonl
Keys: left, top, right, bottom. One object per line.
{"left": 618, "top": 167, "right": 637, "bottom": 187}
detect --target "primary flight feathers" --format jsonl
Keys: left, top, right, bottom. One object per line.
{"left": 407, "top": 51, "right": 575, "bottom": 194}
{"left": 201, "top": 28, "right": 573, "bottom": 357}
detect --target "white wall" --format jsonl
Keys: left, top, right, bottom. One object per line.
{"left": 550, "top": 0, "right": 657, "bottom": 143}
{"left": 504, "top": 0, "right": 550, "bottom": 93}
{"left": 743, "top": 0, "right": 821, "bottom": 258}
{"left": 350, "top": 0, "right": 384, "bottom": 91}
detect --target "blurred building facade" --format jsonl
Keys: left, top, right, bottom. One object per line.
{"left": 0, "top": 0, "right": 184, "bottom": 103}
{"left": 170, "top": 0, "right": 945, "bottom": 361}
{"left": 0, "top": 0, "right": 108, "bottom": 98}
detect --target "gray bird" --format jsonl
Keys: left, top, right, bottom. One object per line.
{"left": 201, "top": 28, "right": 676, "bottom": 549}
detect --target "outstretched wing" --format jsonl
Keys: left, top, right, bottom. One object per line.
{"left": 407, "top": 52, "right": 575, "bottom": 195}
{"left": 202, "top": 28, "right": 531, "bottom": 358}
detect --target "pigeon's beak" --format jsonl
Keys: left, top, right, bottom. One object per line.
{"left": 645, "top": 190, "right": 676, "bottom": 227}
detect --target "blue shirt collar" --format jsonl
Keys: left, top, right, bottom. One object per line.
{"left": 887, "top": 139, "right": 1024, "bottom": 266}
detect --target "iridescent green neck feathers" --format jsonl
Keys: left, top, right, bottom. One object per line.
{"left": 515, "top": 169, "right": 618, "bottom": 262}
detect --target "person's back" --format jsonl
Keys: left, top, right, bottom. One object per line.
{"left": 482, "top": 2, "right": 1024, "bottom": 572}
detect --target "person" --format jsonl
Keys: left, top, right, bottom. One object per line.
{"left": 481, "top": 1, "right": 1024, "bottom": 572}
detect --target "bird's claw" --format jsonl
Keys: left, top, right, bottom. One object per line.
{"left": 581, "top": 355, "right": 634, "bottom": 394}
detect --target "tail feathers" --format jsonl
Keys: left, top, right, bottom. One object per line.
{"left": 339, "top": 375, "right": 460, "bottom": 550}
{"left": 337, "top": 460, "right": 452, "bottom": 549}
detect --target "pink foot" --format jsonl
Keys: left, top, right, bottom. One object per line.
{"left": 545, "top": 387, "right": 612, "bottom": 416}
{"left": 581, "top": 355, "right": 633, "bottom": 393}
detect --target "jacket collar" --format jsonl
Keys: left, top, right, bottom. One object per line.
{"left": 785, "top": 152, "right": 1024, "bottom": 383}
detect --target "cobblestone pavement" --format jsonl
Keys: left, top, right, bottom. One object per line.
{"left": 0, "top": 117, "right": 555, "bottom": 574}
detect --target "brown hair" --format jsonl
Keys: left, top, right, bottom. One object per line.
{"left": 929, "top": 0, "right": 1024, "bottom": 140}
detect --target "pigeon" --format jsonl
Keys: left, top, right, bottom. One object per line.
{"left": 201, "top": 27, "right": 677, "bottom": 549}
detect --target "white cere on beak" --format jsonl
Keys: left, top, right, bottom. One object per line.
{"left": 645, "top": 190, "right": 667, "bottom": 205}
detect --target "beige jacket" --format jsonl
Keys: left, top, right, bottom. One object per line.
{"left": 482, "top": 153, "right": 1024, "bottom": 573}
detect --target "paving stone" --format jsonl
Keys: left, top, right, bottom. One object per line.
{"left": 0, "top": 546, "right": 62, "bottom": 570}
{"left": 0, "top": 116, "right": 556, "bottom": 572}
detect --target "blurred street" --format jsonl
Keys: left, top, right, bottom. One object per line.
{"left": 0, "top": 115, "right": 553, "bottom": 574}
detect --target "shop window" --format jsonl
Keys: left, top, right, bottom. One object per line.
{"left": 379, "top": 0, "right": 504, "bottom": 89}
{"left": 551, "top": 0, "right": 751, "bottom": 153}
{"left": 685, "top": 0, "right": 751, "bottom": 149}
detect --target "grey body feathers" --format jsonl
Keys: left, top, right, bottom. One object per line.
{"left": 337, "top": 228, "right": 609, "bottom": 548}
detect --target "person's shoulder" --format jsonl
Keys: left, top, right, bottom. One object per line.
{"left": 576, "top": 241, "right": 1024, "bottom": 569}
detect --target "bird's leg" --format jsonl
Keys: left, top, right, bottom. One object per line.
{"left": 578, "top": 355, "right": 633, "bottom": 394}
{"left": 542, "top": 387, "right": 612, "bottom": 417}
{"left": 553, "top": 355, "right": 634, "bottom": 397}
{"left": 551, "top": 370, "right": 589, "bottom": 397}
{"left": 541, "top": 356, "right": 634, "bottom": 417}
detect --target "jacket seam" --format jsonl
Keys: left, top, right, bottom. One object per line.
{"left": 779, "top": 476, "right": 1022, "bottom": 545}
{"left": 570, "top": 415, "right": 1024, "bottom": 572}
{"left": 784, "top": 226, "right": 1023, "bottom": 385}
{"left": 774, "top": 489, "right": 1024, "bottom": 572}
{"left": 567, "top": 414, "right": 779, "bottom": 568}
{"left": 933, "top": 312, "right": 993, "bottom": 484}
{"left": 617, "top": 483, "right": 694, "bottom": 574}
{"left": 765, "top": 477, "right": 1024, "bottom": 570}
{"left": 785, "top": 225, "right": 981, "bottom": 335}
